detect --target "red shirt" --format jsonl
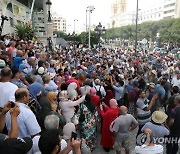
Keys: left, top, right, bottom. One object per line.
{"left": 66, "top": 77, "right": 80, "bottom": 90}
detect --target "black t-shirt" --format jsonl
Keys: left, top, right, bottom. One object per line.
{"left": 170, "top": 106, "right": 180, "bottom": 137}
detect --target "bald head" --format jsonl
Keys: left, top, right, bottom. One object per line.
{"left": 144, "top": 128, "right": 152, "bottom": 135}
{"left": 119, "top": 106, "right": 128, "bottom": 115}
{"left": 15, "top": 88, "right": 29, "bottom": 103}
{"left": 16, "top": 50, "right": 23, "bottom": 57}
{"left": 143, "top": 128, "right": 154, "bottom": 144}
{"left": 1, "top": 67, "right": 12, "bottom": 81}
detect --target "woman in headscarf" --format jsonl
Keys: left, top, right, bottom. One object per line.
{"left": 77, "top": 94, "right": 97, "bottom": 152}
{"left": 47, "top": 92, "right": 57, "bottom": 111}
{"left": 62, "top": 123, "right": 91, "bottom": 154}
{"left": 100, "top": 99, "right": 119, "bottom": 152}
{"left": 67, "top": 82, "right": 78, "bottom": 101}
{"left": 27, "top": 82, "right": 43, "bottom": 116}
{"left": 90, "top": 87, "right": 100, "bottom": 108}
{"left": 102, "top": 90, "right": 114, "bottom": 107}
{"left": 59, "top": 90, "right": 85, "bottom": 123}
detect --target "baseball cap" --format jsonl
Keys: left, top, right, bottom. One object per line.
{"left": 1, "top": 137, "right": 33, "bottom": 154}
{"left": 0, "top": 59, "right": 6, "bottom": 68}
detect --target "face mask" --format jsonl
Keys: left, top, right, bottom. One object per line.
{"left": 23, "top": 68, "right": 28, "bottom": 75}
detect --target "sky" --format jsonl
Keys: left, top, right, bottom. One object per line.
{"left": 52, "top": 0, "right": 164, "bottom": 34}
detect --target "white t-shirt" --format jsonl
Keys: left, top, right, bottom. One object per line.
{"left": 135, "top": 144, "right": 163, "bottom": 154}
{"left": 171, "top": 76, "right": 180, "bottom": 89}
{"left": 0, "top": 82, "right": 18, "bottom": 108}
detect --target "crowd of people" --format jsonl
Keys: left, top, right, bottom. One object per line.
{"left": 0, "top": 33, "right": 179, "bottom": 154}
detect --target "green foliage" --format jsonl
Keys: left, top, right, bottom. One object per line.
{"left": 15, "top": 24, "right": 36, "bottom": 40}
{"left": 78, "top": 31, "right": 99, "bottom": 45}
{"left": 53, "top": 31, "right": 67, "bottom": 39}
{"left": 106, "top": 18, "right": 180, "bottom": 43}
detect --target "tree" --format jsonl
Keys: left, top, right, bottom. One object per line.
{"left": 53, "top": 31, "right": 67, "bottom": 39}
{"left": 105, "top": 18, "right": 180, "bottom": 43}
{"left": 78, "top": 31, "right": 99, "bottom": 46}
{"left": 15, "top": 24, "right": 36, "bottom": 40}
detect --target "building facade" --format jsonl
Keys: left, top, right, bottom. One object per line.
{"left": 110, "top": 0, "right": 136, "bottom": 27}
{"left": 33, "top": 10, "right": 46, "bottom": 36}
{"left": 52, "top": 12, "right": 66, "bottom": 33}
{"left": 138, "top": 5, "right": 164, "bottom": 24}
{"left": 111, "top": 0, "right": 180, "bottom": 28}
{"left": 163, "top": 0, "right": 180, "bottom": 18}
{"left": 0, "top": 0, "right": 33, "bottom": 35}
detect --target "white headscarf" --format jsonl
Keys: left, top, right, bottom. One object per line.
{"left": 67, "top": 82, "right": 78, "bottom": 100}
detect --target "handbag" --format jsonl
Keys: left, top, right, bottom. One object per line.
{"left": 79, "top": 103, "right": 85, "bottom": 123}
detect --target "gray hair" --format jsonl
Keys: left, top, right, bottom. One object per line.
{"left": 44, "top": 115, "right": 59, "bottom": 130}
{"left": 175, "top": 95, "right": 180, "bottom": 104}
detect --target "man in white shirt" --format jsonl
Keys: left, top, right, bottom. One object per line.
{"left": 0, "top": 67, "right": 18, "bottom": 109}
{"left": 135, "top": 128, "right": 163, "bottom": 154}
{"left": 171, "top": 72, "right": 180, "bottom": 89}
{"left": 6, "top": 88, "right": 41, "bottom": 138}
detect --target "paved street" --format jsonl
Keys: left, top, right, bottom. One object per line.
{"left": 92, "top": 126, "right": 180, "bottom": 154}
{"left": 92, "top": 126, "right": 138, "bottom": 154}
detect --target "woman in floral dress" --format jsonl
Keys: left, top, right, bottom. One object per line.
{"left": 77, "top": 94, "right": 97, "bottom": 151}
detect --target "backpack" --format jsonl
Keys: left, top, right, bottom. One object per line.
{"left": 95, "top": 85, "right": 102, "bottom": 99}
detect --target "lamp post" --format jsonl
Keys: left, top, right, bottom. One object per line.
{"left": 46, "top": 0, "right": 52, "bottom": 22}
{"left": 46, "top": 0, "right": 53, "bottom": 51}
{"left": 74, "top": 19, "right": 78, "bottom": 34}
{"left": 94, "top": 22, "right": 106, "bottom": 50}
{"left": 67, "top": 24, "right": 71, "bottom": 35}
{"left": 87, "top": 6, "right": 95, "bottom": 49}
{"left": 156, "top": 32, "right": 160, "bottom": 48}
{"left": 86, "top": 8, "right": 88, "bottom": 32}
{"left": 135, "top": 0, "right": 139, "bottom": 54}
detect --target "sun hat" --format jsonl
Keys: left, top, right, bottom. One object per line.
{"left": 48, "top": 72, "right": 56, "bottom": 80}
{"left": 152, "top": 111, "right": 168, "bottom": 124}
{"left": 37, "top": 67, "right": 45, "bottom": 75}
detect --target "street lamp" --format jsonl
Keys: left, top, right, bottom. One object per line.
{"left": 156, "top": 32, "right": 160, "bottom": 48}
{"left": 46, "top": 0, "right": 52, "bottom": 51}
{"left": 135, "top": 0, "right": 139, "bottom": 54}
{"left": 74, "top": 19, "right": 78, "bottom": 34}
{"left": 87, "top": 6, "right": 95, "bottom": 49}
{"left": 94, "top": 22, "right": 106, "bottom": 50}
{"left": 46, "top": 0, "right": 52, "bottom": 22}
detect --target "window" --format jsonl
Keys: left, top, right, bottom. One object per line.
{"left": 164, "top": 9, "right": 174, "bottom": 14}
{"left": 9, "top": 17, "right": 14, "bottom": 27}
{"left": 164, "top": 3, "right": 175, "bottom": 8}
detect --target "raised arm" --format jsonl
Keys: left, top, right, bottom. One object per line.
{"left": 68, "top": 95, "right": 86, "bottom": 107}
{"left": 9, "top": 105, "right": 20, "bottom": 138}
{"left": 0, "top": 102, "right": 11, "bottom": 132}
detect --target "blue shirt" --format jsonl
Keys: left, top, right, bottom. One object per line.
{"left": 113, "top": 85, "right": 124, "bottom": 101}
{"left": 13, "top": 56, "right": 22, "bottom": 69}
{"left": 155, "top": 84, "right": 165, "bottom": 98}
{"left": 127, "top": 84, "right": 133, "bottom": 93}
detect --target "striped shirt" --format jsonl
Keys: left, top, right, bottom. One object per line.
{"left": 136, "top": 98, "right": 151, "bottom": 125}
